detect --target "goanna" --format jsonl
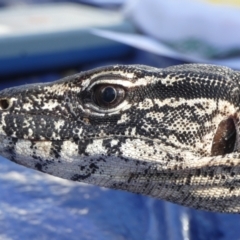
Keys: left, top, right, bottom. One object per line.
{"left": 0, "top": 64, "right": 240, "bottom": 213}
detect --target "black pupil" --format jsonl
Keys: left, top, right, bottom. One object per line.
{"left": 102, "top": 87, "right": 116, "bottom": 103}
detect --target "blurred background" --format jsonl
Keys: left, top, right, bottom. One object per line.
{"left": 1, "top": 0, "right": 240, "bottom": 239}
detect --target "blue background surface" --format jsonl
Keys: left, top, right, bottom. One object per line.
{"left": 1, "top": 1, "right": 240, "bottom": 240}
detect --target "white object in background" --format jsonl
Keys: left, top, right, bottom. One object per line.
{"left": 91, "top": 29, "right": 240, "bottom": 69}
{"left": 124, "top": 0, "right": 240, "bottom": 59}
{"left": 80, "top": 0, "right": 126, "bottom": 5}
{"left": 92, "top": 0, "right": 240, "bottom": 69}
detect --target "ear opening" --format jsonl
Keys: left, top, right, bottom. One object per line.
{"left": 211, "top": 117, "right": 237, "bottom": 156}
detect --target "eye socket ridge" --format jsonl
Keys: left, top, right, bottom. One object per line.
{"left": 92, "top": 84, "right": 125, "bottom": 108}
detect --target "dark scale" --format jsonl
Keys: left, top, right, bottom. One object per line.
{"left": 50, "top": 141, "right": 63, "bottom": 159}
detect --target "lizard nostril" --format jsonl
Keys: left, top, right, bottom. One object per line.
{"left": 0, "top": 98, "right": 11, "bottom": 110}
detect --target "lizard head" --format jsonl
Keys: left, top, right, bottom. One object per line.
{"left": 0, "top": 64, "right": 240, "bottom": 212}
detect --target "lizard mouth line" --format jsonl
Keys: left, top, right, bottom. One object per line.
{"left": 0, "top": 115, "right": 236, "bottom": 158}
{"left": 0, "top": 132, "right": 202, "bottom": 157}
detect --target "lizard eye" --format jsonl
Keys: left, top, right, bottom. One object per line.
{"left": 92, "top": 84, "right": 125, "bottom": 108}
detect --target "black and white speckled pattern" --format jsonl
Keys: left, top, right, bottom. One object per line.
{"left": 0, "top": 64, "right": 240, "bottom": 213}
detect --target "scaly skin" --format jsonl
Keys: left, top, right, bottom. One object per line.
{"left": 0, "top": 64, "right": 240, "bottom": 213}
